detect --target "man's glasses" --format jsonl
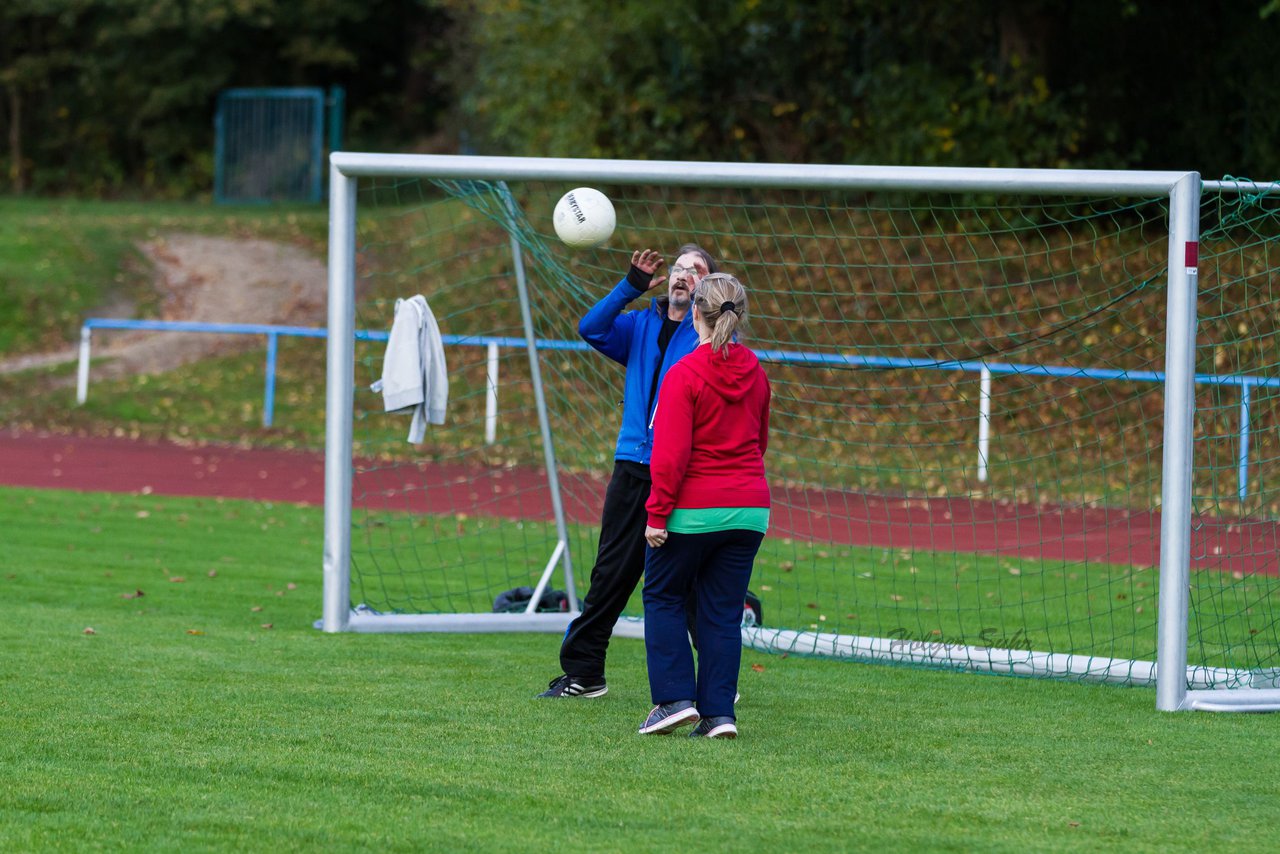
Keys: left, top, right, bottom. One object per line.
{"left": 669, "top": 264, "right": 706, "bottom": 278}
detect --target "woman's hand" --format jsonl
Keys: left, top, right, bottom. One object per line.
{"left": 645, "top": 525, "right": 668, "bottom": 548}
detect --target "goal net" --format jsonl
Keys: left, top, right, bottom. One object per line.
{"left": 322, "top": 155, "right": 1280, "bottom": 712}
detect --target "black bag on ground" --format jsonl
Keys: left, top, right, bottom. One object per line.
{"left": 744, "top": 590, "right": 763, "bottom": 627}
{"left": 493, "top": 586, "right": 571, "bottom": 613}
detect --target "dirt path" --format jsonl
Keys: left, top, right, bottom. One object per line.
{"left": 0, "top": 233, "right": 326, "bottom": 379}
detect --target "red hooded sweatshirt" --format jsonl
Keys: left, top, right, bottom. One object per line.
{"left": 646, "top": 341, "right": 771, "bottom": 529}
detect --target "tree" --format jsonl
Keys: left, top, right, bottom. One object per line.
{"left": 0, "top": 0, "right": 456, "bottom": 195}
{"left": 0, "top": 0, "right": 94, "bottom": 193}
{"left": 444, "top": 0, "right": 1089, "bottom": 169}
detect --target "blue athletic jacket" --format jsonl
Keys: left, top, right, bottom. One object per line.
{"left": 578, "top": 277, "right": 700, "bottom": 465}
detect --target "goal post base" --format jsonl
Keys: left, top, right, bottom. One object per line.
{"left": 332, "top": 611, "right": 647, "bottom": 638}
{"left": 323, "top": 613, "right": 1280, "bottom": 711}
{"left": 1181, "top": 689, "right": 1280, "bottom": 712}
{"left": 743, "top": 627, "right": 1280, "bottom": 709}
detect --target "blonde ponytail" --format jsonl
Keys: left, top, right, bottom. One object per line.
{"left": 693, "top": 273, "right": 748, "bottom": 356}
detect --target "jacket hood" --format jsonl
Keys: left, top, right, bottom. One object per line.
{"left": 683, "top": 342, "right": 761, "bottom": 402}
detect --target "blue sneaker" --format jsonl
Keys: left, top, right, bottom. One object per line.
{"left": 637, "top": 700, "right": 700, "bottom": 735}
{"left": 689, "top": 716, "right": 737, "bottom": 739}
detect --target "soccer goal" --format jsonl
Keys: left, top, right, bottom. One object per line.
{"left": 321, "top": 153, "right": 1280, "bottom": 713}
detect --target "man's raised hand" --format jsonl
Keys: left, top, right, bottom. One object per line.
{"left": 631, "top": 249, "right": 667, "bottom": 291}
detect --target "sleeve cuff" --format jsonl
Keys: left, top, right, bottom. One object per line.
{"left": 647, "top": 514, "right": 668, "bottom": 529}
{"left": 626, "top": 264, "right": 652, "bottom": 292}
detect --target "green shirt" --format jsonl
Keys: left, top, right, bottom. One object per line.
{"left": 666, "top": 506, "right": 770, "bottom": 535}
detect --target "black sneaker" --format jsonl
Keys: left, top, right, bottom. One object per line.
{"left": 536, "top": 674, "right": 608, "bottom": 698}
{"left": 689, "top": 716, "right": 737, "bottom": 739}
{"left": 637, "top": 700, "right": 700, "bottom": 735}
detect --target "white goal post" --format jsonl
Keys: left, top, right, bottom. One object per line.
{"left": 321, "top": 152, "right": 1280, "bottom": 713}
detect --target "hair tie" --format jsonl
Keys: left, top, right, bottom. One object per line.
{"left": 719, "top": 301, "right": 736, "bottom": 315}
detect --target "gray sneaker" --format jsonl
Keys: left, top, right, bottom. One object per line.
{"left": 689, "top": 716, "right": 738, "bottom": 739}
{"left": 638, "top": 700, "right": 700, "bottom": 735}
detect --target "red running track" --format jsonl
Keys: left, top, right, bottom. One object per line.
{"left": 2, "top": 430, "right": 1275, "bottom": 575}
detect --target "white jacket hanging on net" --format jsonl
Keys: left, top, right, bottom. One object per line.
{"left": 371, "top": 295, "right": 448, "bottom": 443}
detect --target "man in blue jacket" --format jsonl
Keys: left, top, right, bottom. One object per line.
{"left": 538, "top": 243, "right": 716, "bottom": 698}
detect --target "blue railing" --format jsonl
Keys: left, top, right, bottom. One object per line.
{"left": 77, "top": 318, "right": 1279, "bottom": 501}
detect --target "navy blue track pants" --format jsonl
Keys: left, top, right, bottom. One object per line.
{"left": 643, "top": 528, "right": 764, "bottom": 718}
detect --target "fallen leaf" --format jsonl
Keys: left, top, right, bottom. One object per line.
{"left": 286, "top": 582, "right": 297, "bottom": 591}
{"left": 121, "top": 589, "right": 146, "bottom": 599}
{"left": 750, "top": 663, "right": 765, "bottom": 672}
{"left": 251, "top": 605, "right": 263, "bottom": 612}
{"left": 83, "top": 627, "right": 96, "bottom": 635}
{"left": 260, "top": 623, "right": 274, "bottom": 630}
{"left": 169, "top": 576, "right": 186, "bottom": 583}
{"left": 207, "top": 569, "right": 217, "bottom": 578}
{"left": 186, "top": 629, "right": 204, "bottom": 635}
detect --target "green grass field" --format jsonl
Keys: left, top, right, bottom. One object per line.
{"left": 4, "top": 485, "right": 1278, "bottom": 852}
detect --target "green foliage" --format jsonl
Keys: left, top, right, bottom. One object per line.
{"left": 0, "top": 0, "right": 454, "bottom": 196}
{"left": 450, "top": 0, "right": 1084, "bottom": 168}
{"left": 3, "top": 0, "right": 1280, "bottom": 195}
{"left": 448, "top": 0, "right": 1280, "bottom": 175}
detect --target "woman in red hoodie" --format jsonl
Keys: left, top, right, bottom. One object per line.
{"left": 637, "top": 273, "right": 771, "bottom": 739}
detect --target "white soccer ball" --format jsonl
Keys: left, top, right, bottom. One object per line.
{"left": 553, "top": 187, "right": 616, "bottom": 249}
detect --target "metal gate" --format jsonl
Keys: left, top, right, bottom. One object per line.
{"left": 214, "top": 87, "right": 342, "bottom": 203}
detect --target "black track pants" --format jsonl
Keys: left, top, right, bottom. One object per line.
{"left": 559, "top": 460, "right": 696, "bottom": 678}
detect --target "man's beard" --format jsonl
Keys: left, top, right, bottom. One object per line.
{"left": 668, "top": 283, "right": 692, "bottom": 307}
